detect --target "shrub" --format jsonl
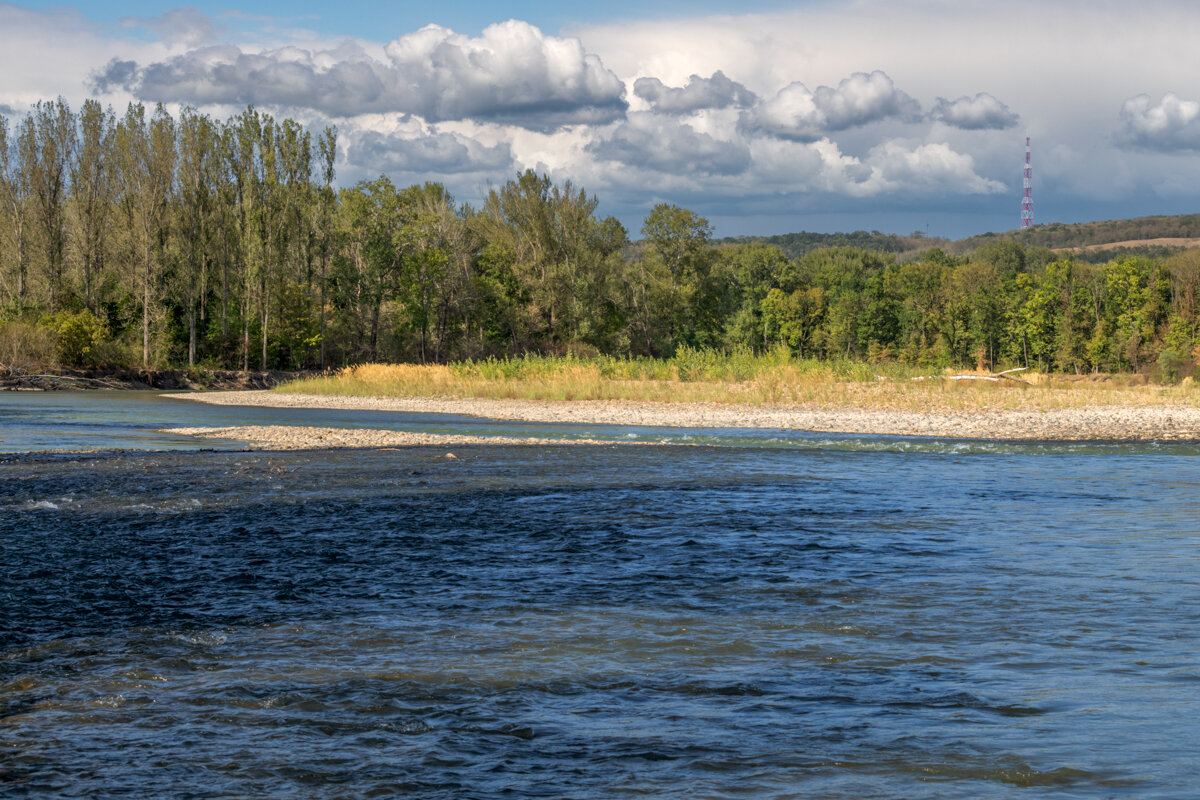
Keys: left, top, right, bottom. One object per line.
{"left": 0, "top": 321, "right": 57, "bottom": 369}
{"left": 1157, "top": 349, "right": 1184, "bottom": 383}
{"left": 40, "top": 309, "right": 110, "bottom": 367}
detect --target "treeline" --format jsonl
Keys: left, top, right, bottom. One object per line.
{"left": 719, "top": 230, "right": 924, "bottom": 260}
{"left": 2, "top": 99, "right": 1199, "bottom": 379}
{"left": 958, "top": 214, "right": 1200, "bottom": 252}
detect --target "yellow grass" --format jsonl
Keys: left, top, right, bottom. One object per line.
{"left": 276, "top": 355, "right": 1200, "bottom": 413}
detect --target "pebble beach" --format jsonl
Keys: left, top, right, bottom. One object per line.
{"left": 162, "top": 390, "right": 1200, "bottom": 448}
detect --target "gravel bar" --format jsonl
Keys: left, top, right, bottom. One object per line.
{"left": 162, "top": 391, "right": 1200, "bottom": 443}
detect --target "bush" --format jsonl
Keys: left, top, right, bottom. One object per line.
{"left": 0, "top": 321, "right": 57, "bottom": 369}
{"left": 1157, "top": 349, "right": 1184, "bottom": 383}
{"left": 40, "top": 309, "right": 110, "bottom": 367}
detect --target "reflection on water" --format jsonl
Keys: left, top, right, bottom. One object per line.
{"left": 3, "top": 444, "right": 1199, "bottom": 798}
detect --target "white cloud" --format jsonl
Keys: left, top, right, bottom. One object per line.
{"left": 633, "top": 70, "right": 756, "bottom": 114}
{"left": 91, "top": 20, "right": 627, "bottom": 129}
{"left": 867, "top": 141, "right": 1006, "bottom": 195}
{"left": 741, "top": 137, "right": 1001, "bottom": 199}
{"left": 587, "top": 113, "right": 751, "bottom": 175}
{"left": 1116, "top": 92, "right": 1200, "bottom": 152}
{"left": 14, "top": 0, "right": 1200, "bottom": 235}
{"left": 930, "top": 93, "right": 1018, "bottom": 130}
{"left": 121, "top": 8, "right": 222, "bottom": 49}
{"left": 742, "top": 71, "right": 921, "bottom": 141}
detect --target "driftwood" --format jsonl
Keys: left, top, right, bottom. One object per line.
{"left": 0, "top": 368, "right": 127, "bottom": 390}
{"left": 912, "top": 367, "right": 1031, "bottom": 385}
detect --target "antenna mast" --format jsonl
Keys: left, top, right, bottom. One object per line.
{"left": 1020, "top": 136, "right": 1033, "bottom": 229}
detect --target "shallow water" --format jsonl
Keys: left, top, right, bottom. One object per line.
{"left": 3, "top": 431, "right": 1200, "bottom": 797}
{"left": 4, "top": 390, "right": 1200, "bottom": 456}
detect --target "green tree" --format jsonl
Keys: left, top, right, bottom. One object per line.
{"left": 114, "top": 103, "right": 176, "bottom": 367}
{"left": 71, "top": 99, "right": 115, "bottom": 313}
{"left": 0, "top": 114, "right": 33, "bottom": 309}
{"left": 316, "top": 126, "right": 337, "bottom": 369}
{"left": 20, "top": 98, "right": 75, "bottom": 310}
{"left": 640, "top": 203, "right": 715, "bottom": 351}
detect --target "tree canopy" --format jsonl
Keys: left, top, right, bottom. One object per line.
{"left": 1, "top": 99, "right": 1198, "bottom": 380}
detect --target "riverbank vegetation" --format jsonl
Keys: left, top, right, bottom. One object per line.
{"left": 278, "top": 356, "right": 1200, "bottom": 412}
{"left": 3, "top": 99, "right": 1200, "bottom": 385}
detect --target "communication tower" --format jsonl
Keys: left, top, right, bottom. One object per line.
{"left": 1020, "top": 136, "right": 1033, "bottom": 229}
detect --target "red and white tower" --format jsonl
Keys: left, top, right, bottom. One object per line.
{"left": 1020, "top": 136, "right": 1033, "bottom": 229}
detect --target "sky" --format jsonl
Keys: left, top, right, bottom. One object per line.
{"left": 3, "top": 0, "right": 1200, "bottom": 239}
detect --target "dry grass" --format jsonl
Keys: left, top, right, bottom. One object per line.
{"left": 276, "top": 353, "right": 1200, "bottom": 413}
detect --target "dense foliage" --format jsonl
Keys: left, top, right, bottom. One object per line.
{"left": 2, "top": 99, "right": 1199, "bottom": 379}
{"left": 718, "top": 230, "right": 921, "bottom": 260}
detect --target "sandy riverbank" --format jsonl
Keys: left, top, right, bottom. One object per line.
{"left": 162, "top": 390, "right": 1200, "bottom": 443}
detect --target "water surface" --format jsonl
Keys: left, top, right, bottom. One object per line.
{"left": 2, "top": 395, "right": 1199, "bottom": 797}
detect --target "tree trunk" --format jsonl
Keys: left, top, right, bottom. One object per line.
{"left": 142, "top": 256, "right": 151, "bottom": 367}
{"left": 320, "top": 255, "right": 327, "bottom": 370}
{"left": 261, "top": 287, "right": 270, "bottom": 370}
{"left": 370, "top": 301, "right": 380, "bottom": 361}
{"left": 188, "top": 304, "right": 196, "bottom": 368}
{"left": 83, "top": 250, "right": 93, "bottom": 312}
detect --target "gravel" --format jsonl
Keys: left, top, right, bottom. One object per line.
{"left": 159, "top": 391, "right": 1200, "bottom": 447}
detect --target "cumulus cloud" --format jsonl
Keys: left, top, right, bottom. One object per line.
{"left": 929, "top": 93, "right": 1018, "bottom": 130}
{"left": 867, "top": 141, "right": 1006, "bottom": 195}
{"left": 743, "top": 138, "right": 1002, "bottom": 199}
{"left": 633, "top": 70, "right": 756, "bottom": 114}
{"left": 741, "top": 70, "right": 921, "bottom": 141}
{"left": 587, "top": 113, "right": 751, "bottom": 175}
{"left": 1116, "top": 92, "right": 1200, "bottom": 151}
{"left": 88, "top": 20, "right": 626, "bottom": 129}
{"left": 0, "top": 103, "right": 16, "bottom": 117}
{"left": 121, "top": 8, "right": 221, "bottom": 48}
{"left": 350, "top": 129, "right": 514, "bottom": 174}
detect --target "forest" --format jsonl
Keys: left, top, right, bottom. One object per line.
{"left": 2, "top": 99, "right": 1199, "bottom": 380}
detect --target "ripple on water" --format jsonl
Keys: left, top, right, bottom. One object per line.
{"left": 2, "top": 444, "right": 1198, "bottom": 798}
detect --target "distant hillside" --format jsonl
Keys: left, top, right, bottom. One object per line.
{"left": 722, "top": 213, "right": 1200, "bottom": 261}
{"left": 952, "top": 214, "right": 1200, "bottom": 253}
{"left": 717, "top": 230, "right": 944, "bottom": 260}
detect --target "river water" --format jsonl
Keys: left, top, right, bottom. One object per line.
{"left": 2, "top": 394, "right": 1199, "bottom": 797}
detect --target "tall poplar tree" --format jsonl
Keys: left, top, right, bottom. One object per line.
{"left": 20, "top": 98, "right": 75, "bottom": 310}
{"left": 177, "top": 107, "right": 219, "bottom": 366}
{"left": 115, "top": 103, "right": 175, "bottom": 366}
{"left": 317, "top": 126, "right": 336, "bottom": 370}
{"left": 0, "top": 116, "right": 32, "bottom": 308}
{"left": 71, "top": 99, "right": 115, "bottom": 312}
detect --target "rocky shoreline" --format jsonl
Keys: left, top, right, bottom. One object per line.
{"left": 163, "top": 390, "right": 1200, "bottom": 444}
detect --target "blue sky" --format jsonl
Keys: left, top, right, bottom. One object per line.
{"left": 4, "top": 1, "right": 1200, "bottom": 239}
{"left": 19, "top": 0, "right": 807, "bottom": 41}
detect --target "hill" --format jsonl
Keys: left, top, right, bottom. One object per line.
{"left": 955, "top": 214, "right": 1200, "bottom": 252}
{"left": 717, "top": 230, "right": 944, "bottom": 260}
{"left": 720, "top": 213, "right": 1200, "bottom": 261}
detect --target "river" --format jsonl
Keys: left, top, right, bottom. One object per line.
{"left": 2, "top": 392, "right": 1198, "bottom": 797}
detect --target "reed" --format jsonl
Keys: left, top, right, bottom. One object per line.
{"left": 275, "top": 349, "right": 1199, "bottom": 412}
